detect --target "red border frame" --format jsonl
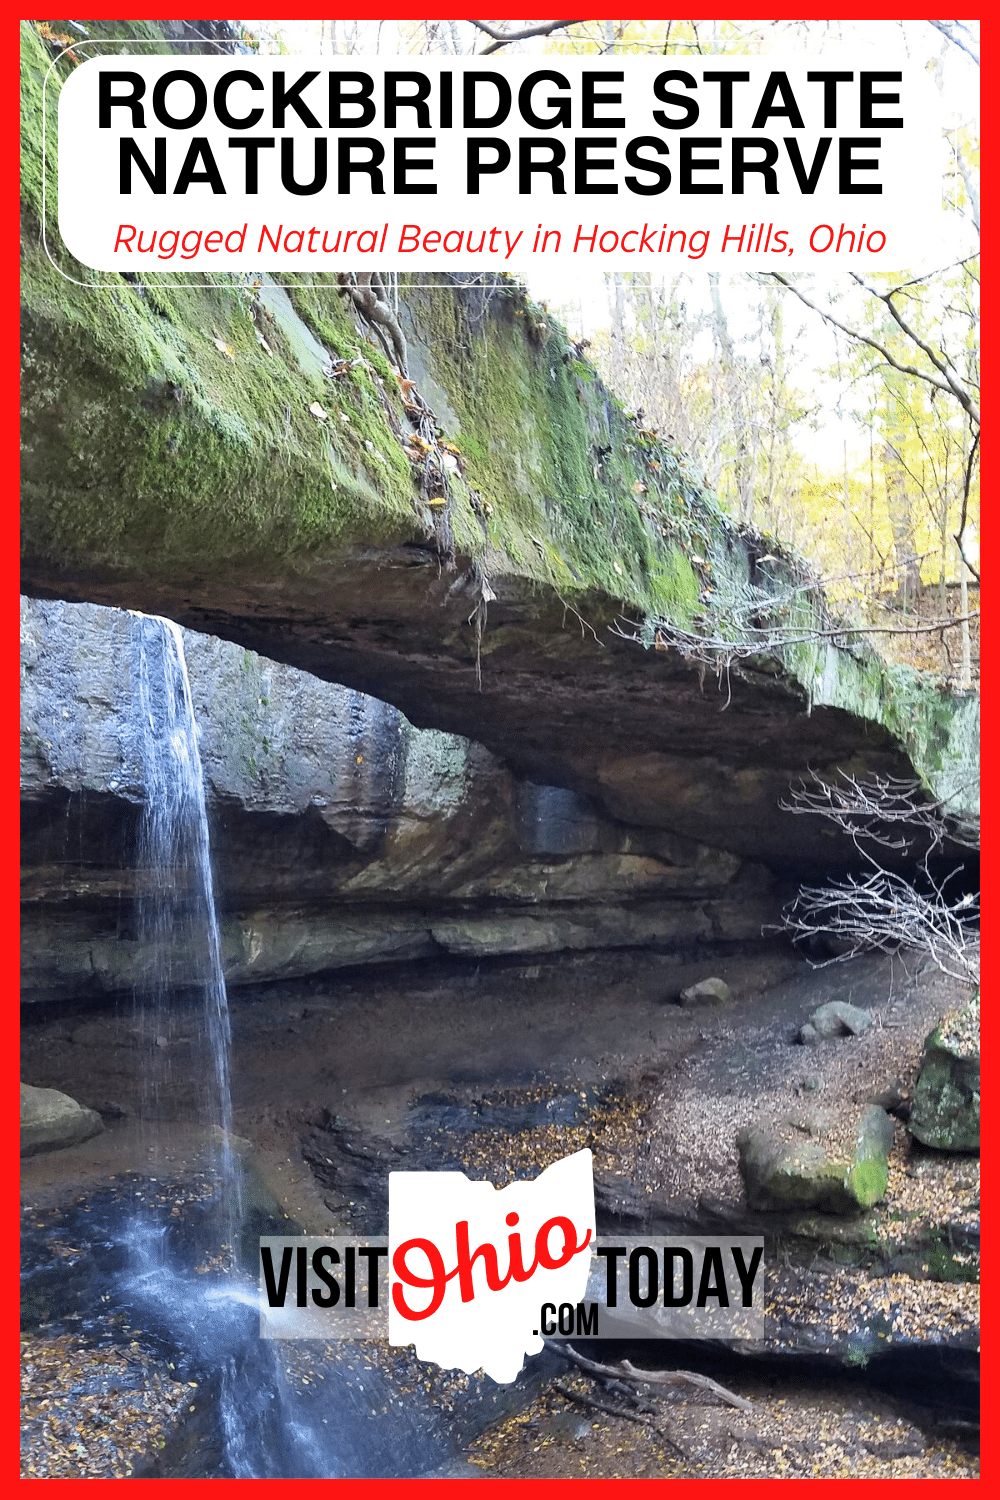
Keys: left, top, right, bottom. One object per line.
{"left": 15, "top": 8, "right": 985, "bottom": 1490}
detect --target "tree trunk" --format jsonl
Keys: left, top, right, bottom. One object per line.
{"left": 882, "top": 439, "right": 922, "bottom": 608}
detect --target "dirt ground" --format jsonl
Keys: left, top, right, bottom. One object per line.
{"left": 21, "top": 943, "right": 979, "bottom": 1479}
{"left": 22, "top": 942, "right": 973, "bottom": 1232}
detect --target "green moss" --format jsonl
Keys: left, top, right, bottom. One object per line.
{"left": 402, "top": 279, "right": 708, "bottom": 619}
{"left": 846, "top": 1158, "right": 890, "bottom": 1209}
{"left": 13, "top": 19, "right": 986, "bottom": 826}
{"left": 21, "top": 22, "right": 427, "bottom": 572}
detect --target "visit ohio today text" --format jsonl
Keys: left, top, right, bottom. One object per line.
{"left": 98, "top": 65, "right": 906, "bottom": 198}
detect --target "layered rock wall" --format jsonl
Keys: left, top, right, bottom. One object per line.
{"left": 21, "top": 598, "right": 778, "bottom": 1004}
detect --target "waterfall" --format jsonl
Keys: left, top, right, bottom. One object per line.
{"left": 83, "top": 612, "right": 448, "bottom": 1476}
{"left": 128, "top": 613, "right": 242, "bottom": 1257}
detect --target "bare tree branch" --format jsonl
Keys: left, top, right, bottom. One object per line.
{"left": 928, "top": 19, "right": 980, "bottom": 66}
{"left": 467, "top": 18, "right": 588, "bottom": 54}
{"left": 544, "top": 1339, "right": 756, "bottom": 1415}
{"left": 769, "top": 274, "right": 980, "bottom": 429}
{"left": 782, "top": 867, "right": 979, "bottom": 985}
{"left": 615, "top": 592, "right": 981, "bottom": 683}
{"left": 778, "top": 771, "right": 979, "bottom": 985}
{"left": 949, "top": 133, "right": 980, "bottom": 237}
{"left": 849, "top": 272, "right": 980, "bottom": 427}
{"left": 779, "top": 771, "right": 979, "bottom": 854}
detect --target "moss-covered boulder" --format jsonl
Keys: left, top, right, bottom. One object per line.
{"left": 909, "top": 995, "right": 980, "bottom": 1152}
{"left": 738, "top": 1105, "right": 894, "bottom": 1214}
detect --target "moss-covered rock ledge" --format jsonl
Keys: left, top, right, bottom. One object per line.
{"left": 20, "top": 19, "right": 977, "bottom": 873}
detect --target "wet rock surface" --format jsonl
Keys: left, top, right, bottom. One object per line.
{"left": 20, "top": 1169, "right": 556, "bottom": 1479}
{"left": 909, "top": 994, "right": 980, "bottom": 1151}
{"left": 21, "top": 596, "right": 786, "bottom": 1003}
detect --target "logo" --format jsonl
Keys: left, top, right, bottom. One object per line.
{"left": 389, "top": 1148, "right": 594, "bottom": 1384}
{"left": 258, "top": 1149, "right": 764, "bottom": 1380}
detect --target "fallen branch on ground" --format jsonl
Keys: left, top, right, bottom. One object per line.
{"left": 544, "top": 1339, "right": 756, "bottom": 1415}
{"left": 551, "top": 1380, "right": 688, "bottom": 1458}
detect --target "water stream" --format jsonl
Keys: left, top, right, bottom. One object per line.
{"left": 127, "top": 613, "right": 272, "bottom": 1471}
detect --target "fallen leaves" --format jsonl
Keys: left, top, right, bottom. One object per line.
{"left": 20, "top": 1332, "right": 191, "bottom": 1478}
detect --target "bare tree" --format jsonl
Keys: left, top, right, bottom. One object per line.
{"left": 778, "top": 770, "right": 979, "bottom": 986}
{"left": 615, "top": 564, "right": 979, "bottom": 705}
{"left": 769, "top": 272, "right": 980, "bottom": 434}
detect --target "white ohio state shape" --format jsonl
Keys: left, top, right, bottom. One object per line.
{"left": 389, "top": 1149, "right": 595, "bottom": 1384}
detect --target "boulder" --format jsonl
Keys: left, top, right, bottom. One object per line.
{"left": 909, "top": 994, "right": 979, "bottom": 1152}
{"left": 678, "top": 976, "right": 731, "bottom": 1007}
{"left": 21, "top": 1083, "right": 103, "bottom": 1157}
{"left": 737, "top": 1105, "right": 894, "bottom": 1213}
{"left": 798, "top": 999, "right": 873, "bottom": 1044}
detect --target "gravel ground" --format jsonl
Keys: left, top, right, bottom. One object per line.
{"left": 466, "top": 1370, "right": 979, "bottom": 1478}
{"left": 633, "top": 960, "right": 974, "bottom": 1212}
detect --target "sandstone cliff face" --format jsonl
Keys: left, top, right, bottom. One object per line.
{"left": 20, "top": 19, "right": 977, "bottom": 1006}
{"left": 22, "top": 597, "right": 777, "bottom": 1003}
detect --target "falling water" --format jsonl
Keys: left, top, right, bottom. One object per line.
{"left": 57, "top": 611, "right": 459, "bottom": 1476}
{"left": 128, "top": 612, "right": 241, "bottom": 1256}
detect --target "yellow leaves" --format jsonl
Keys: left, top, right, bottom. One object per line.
{"left": 210, "top": 335, "right": 236, "bottom": 363}
{"left": 632, "top": 481, "right": 647, "bottom": 495}
{"left": 36, "top": 22, "right": 82, "bottom": 63}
